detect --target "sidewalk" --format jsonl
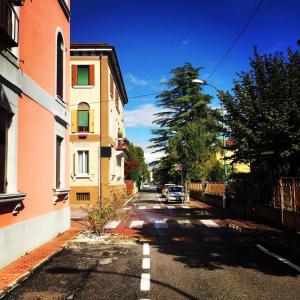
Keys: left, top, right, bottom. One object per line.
{"left": 190, "top": 198, "right": 300, "bottom": 249}
{"left": 0, "top": 220, "right": 83, "bottom": 297}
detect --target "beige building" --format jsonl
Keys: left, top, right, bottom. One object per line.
{"left": 69, "top": 43, "right": 128, "bottom": 207}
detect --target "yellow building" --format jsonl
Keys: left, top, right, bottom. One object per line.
{"left": 69, "top": 43, "right": 128, "bottom": 207}
{"left": 216, "top": 139, "right": 250, "bottom": 174}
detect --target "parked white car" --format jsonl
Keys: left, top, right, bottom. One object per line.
{"left": 161, "top": 183, "right": 176, "bottom": 197}
{"left": 166, "top": 185, "right": 184, "bottom": 202}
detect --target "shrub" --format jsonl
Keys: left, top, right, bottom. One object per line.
{"left": 87, "top": 200, "right": 126, "bottom": 235}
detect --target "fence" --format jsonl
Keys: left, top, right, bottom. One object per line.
{"left": 190, "top": 177, "right": 300, "bottom": 230}
{"left": 189, "top": 182, "right": 224, "bottom": 196}
{"left": 276, "top": 179, "right": 300, "bottom": 212}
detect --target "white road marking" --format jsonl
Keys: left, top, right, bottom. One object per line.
{"left": 200, "top": 219, "right": 220, "bottom": 227}
{"left": 256, "top": 244, "right": 300, "bottom": 273}
{"left": 129, "top": 220, "right": 144, "bottom": 228}
{"left": 154, "top": 219, "right": 168, "bottom": 229}
{"left": 177, "top": 220, "right": 194, "bottom": 228}
{"left": 157, "top": 193, "right": 164, "bottom": 205}
{"left": 140, "top": 273, "right": 150, "bottom": 291}
{"left": 138, "top": 206, "right": 147, "bottom": 210}
{"left": 152, "top": 205, "right": 161, "bottom": 209}
{"left": 181, "top": 205, "right": 190, "bottom": 209}
{"left": 142, "top": 257, "right": 150, "bottom": 269}
{"left": 103, "top": 220, "right": 120, "bottom": 229}
{"left": 167, "top": 206, "right": 176, "bottom": 209}
{"left": 143, "top": 243, "right": 150, "bottom": 255}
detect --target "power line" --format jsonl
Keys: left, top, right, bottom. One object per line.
{"left": 205, "top": 0, "right": 264, "bottom": 82}
{"left": 71, "top": 2, "right": 264, "bottom": 105}
{"left": 69, "top": 93, "right": 159, "bottom": 106}
{"left": 129, "top": 92, "right": 160, "bottom": 99}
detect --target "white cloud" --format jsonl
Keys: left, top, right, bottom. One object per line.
{"left": 135, "top": 141, "right": 165, "bottom": 163}
{"left": 126, "top": 73, "right": 149, "bottom": 86}
{"left": 160, "top": 76, "right": 167, "bottom": 83}
{"left": 125, "top": 103, "right": 164, "bottom": 127}
{"left": 181, "top": 39, "right": 190, "bottom": 46}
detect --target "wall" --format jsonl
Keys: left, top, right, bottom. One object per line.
{"left": 0, "top": 0, "right": 70, "bottom": 268}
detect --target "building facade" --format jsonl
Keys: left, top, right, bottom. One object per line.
{"left": 0, "top": 0, "right": 70, "bottom": 268}
{"left": 69, "top": 43, "right": 128, "bottom": 207}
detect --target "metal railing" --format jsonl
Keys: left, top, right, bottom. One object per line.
{"left": 0, "top": 0, "right": 19, "bottom": 48}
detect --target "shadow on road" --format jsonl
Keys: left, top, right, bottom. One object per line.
{"left": 128, "top": 206, "right": 300, "bottom": 278}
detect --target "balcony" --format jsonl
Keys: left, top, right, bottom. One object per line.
{"left": 0, "top": 0, "right": 19, "bottom": 49}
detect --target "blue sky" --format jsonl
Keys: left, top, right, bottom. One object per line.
{"left": 71, "top": 0, "right": 300, "bottom": 162}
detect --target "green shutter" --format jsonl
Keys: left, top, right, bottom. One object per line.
{"left": 78, "top": 111, "right": 89, "bottom": 127}
{"left": 77, "top": 66, "right": 89, "bottom": 85}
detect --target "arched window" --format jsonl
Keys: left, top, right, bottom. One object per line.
{"left": 78, "top": 102, "right": 90, "bottom": 132}
{"left": 56, "top": 33, "right": 64, "bottom": 100}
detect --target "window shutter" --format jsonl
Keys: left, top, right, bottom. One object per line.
{"left": 110, "top": 74, "right": 114, "bottom": 98}
{"left": 89, "top": 109, "right": 94, "bottom": 133}
{"left": 73, "top": 152, "right": 76, "bottom": 176}
{"left": 71, "top": 110, "right": 78, "bottom": 133}
{"left": 89, "top": 65, "right": 95, "bottom": 86}
{"left": 115, "top": 89, "right": 119, "bottom": 111}
{"left": 71, "top": 65, "right": 77, "bottom": 86}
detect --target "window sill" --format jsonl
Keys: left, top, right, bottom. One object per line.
{"left": 72, "top": 85, "right": 94, "bottom": 89}
{"left": 55, "top": 95, "right": 66, "bottom": 108}
{"left": 53, "top": 188, "right": 70, "bottom": 204}
{"left": 75, "top": 174, "right": 90, "bottom": 179}
{"left": 0, "top": 192, "right": 26, "bottom": 204}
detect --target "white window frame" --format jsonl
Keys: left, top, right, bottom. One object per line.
{"left": 54, "top": 123, "right": 66, "bottom": 190}
{"left": 76, "top": 149, "right": 89, "bottom": 178}
{"left": 54, "top": 28, "right": 65, "bottom": 102}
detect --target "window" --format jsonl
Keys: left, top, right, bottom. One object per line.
{"left": 0, "top": 0, "right": 19, "bottom": 48}
{"left": 72, "top": 65, "right": 94, "bottom": 86}
{"left": 0, "top": 109, "right": 8, "bottom": 193}
{"left": 78, "top": 150, "right": 89, "bottom": 175}
{"left": 56, "top": 33, "right": 64, "bottom": 99}
{"left": 77, "top": 102, "right": 89, "bottom": 132}
{"left": 110, "top": 74, "right": 114, "bottom": 97}
{"left": 56, "top": 136, "right": 63, "bottom": 189}
{"left": 77, "top": 66, "right": 89, "bottom": 85}
{"left": 115, "top": 88, "right": 119, "bottom": 112}
{"left": 76, "top": 192, "right": 90, "bottom": 201}
{"left": 71, "top": 102, "right": 94, "bottom": 134}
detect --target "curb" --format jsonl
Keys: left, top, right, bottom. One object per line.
{"left": 0, "top": 230, "right": 82, "bottom": 299}
{"left": 122, "top": 193, "right": 139, "bottom": 207}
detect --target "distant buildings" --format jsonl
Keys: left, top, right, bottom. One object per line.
{"left": 217, "top": 139, "right": 250, "bottom": 174}
{"left": 0, "top": 0, "right": 70, "bottom": 268}
{"left": 69, "top": 43, "right": 128, "bottom": 207}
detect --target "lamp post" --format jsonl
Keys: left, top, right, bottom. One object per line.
{"left": 170, "top": 130, "right": 187, "bottom": 203}
{"left": 192, "top": 79, "right": 227, "bottom": 208}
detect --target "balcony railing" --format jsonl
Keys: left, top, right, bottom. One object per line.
{"left": 0, "top": 0, "right": 19, "bottom": 48}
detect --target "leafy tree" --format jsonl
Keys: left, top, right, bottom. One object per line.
{"left": 124, "top": 142, "right": 149, "bottom": 188}
{"left": 220, "top": 47, "right": 300, "bottom": 177}
{"left": 168, "top": 121, "right": 218, "bottom": 185}
{"left": 150, "top": 63, "right": 221, "bottom": 189}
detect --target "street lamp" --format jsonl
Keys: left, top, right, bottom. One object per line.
{"left": 192, "top": 79, "right": 227, "bottom": 208}
{"left": 170, "top": 130, "right": 187, "bottom": 203}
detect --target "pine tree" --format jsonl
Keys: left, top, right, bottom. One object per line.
{"left": 150, "top": 63, "right": 218, "bottom": 152}
{"left": 150, "top": 63, "right": 220, "bottom": 185}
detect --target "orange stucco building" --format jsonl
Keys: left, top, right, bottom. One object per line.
{"left": 0, "top": 0, "right": 71, "bottom": 268}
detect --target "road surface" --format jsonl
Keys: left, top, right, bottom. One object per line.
{"left": 5, "top": 189, "right": 300, "bottom": 299}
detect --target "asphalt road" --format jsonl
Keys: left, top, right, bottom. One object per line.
{"left": 4, "top": 189, "right": 300, "bottom": 300}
